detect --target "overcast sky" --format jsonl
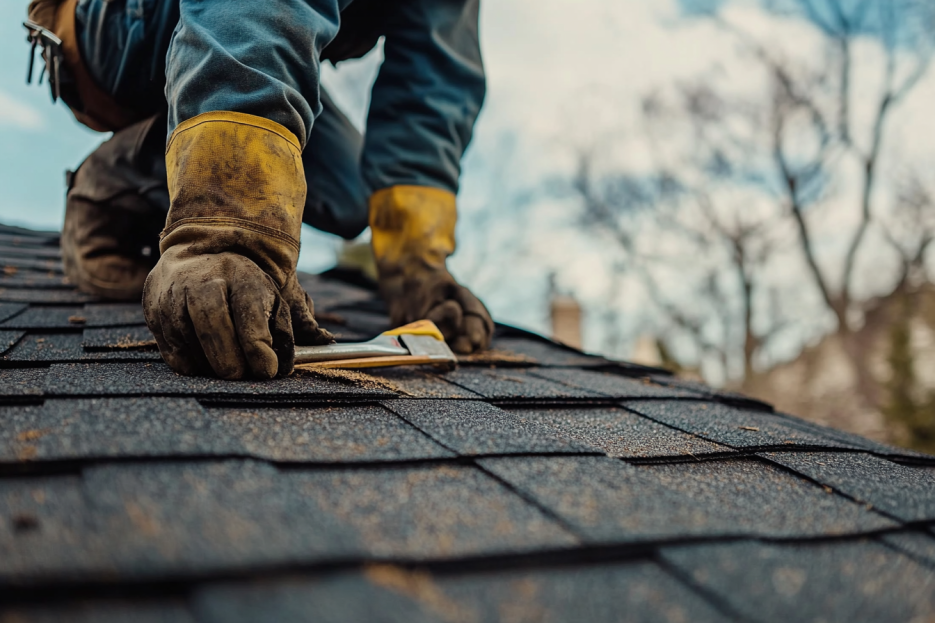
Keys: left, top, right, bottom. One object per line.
{"left": 1, "top": 0, "right": 933, "bottom": 352}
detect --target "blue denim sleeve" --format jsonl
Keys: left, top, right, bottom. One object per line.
{"left": 362, "top": 0, "right": 486, "bottom": 194}
{"left": 164, "top": 0, "right": 352, "bottom": 146}
{"left": 75, "top": 0, "right": 180, "bottom": 115}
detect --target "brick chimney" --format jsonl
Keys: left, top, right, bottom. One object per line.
{"left": 548, "top": 274, "right": 582, "bottom": 349}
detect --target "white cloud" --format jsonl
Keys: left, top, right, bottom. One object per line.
{"left": 0, "top": 90, "right": 45, "bottom": 131}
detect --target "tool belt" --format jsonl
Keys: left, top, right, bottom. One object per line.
{"left": 25, "top": 0, "right": 143, "bottom": 133}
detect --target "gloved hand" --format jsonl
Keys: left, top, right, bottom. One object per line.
{"left": 370, "top": 186, "right": 493, "bottom": 354}
{"left": 144, "top": 112, "right": 333, "bottom": 380}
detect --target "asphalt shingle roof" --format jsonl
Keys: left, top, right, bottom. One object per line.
{"left": 1, "top": 221, "right": 934, "bottom": 621}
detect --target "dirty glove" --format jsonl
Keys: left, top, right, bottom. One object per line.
{"left": 370, "top": 186, "right": 493, "bottom": 354}
{"left": 143, "top": 112, "right": 333, "bottom": 380}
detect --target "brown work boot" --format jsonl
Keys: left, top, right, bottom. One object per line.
{"left": 61, "top": 113, "right": 168, "bottom": 300}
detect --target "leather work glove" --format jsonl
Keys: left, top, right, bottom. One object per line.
{"left": 370, "top": 186, "right": 494, "bottom": 354}
{"left": 143, "top": 112, "right": 333, "bottom": 380}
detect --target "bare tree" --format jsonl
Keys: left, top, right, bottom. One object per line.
{"left": 572, "top": 0, "right": 935, "bottom": 403}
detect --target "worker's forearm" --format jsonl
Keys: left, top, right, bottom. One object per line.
{"left": 363, "top": 0, "right": 486, "bottom": 194}
{"left": 165, "top": 0, "right": 351, "bottom": 147}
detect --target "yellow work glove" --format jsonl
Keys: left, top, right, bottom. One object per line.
{"left": 370, "top": 186, "right": 494, "bottom": 354}
{"left": 143, "top": 112, "right": 333, "bottom": 379}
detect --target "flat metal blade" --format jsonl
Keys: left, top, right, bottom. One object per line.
{"left": 294, "top": 334, "right": 409, "bottom": 364}
{"left": 400, "top": 334, "right": 457, "bottom": 362}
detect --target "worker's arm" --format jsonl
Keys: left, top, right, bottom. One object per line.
{"left": 363, "top": 0, "right": 495, "bottom": 354}
{"left": 144, "top": 0, "right": 347, "bottom": 379}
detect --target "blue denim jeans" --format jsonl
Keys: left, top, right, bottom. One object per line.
{"left": 74, "top": 0, "right": 485, "bottom": 238}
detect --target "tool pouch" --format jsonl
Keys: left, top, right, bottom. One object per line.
{"left": 26, "top": 0, "right": 142, "bottom": 132}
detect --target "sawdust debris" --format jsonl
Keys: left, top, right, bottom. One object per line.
{"left": 458, "top": 348, "right": 536, "bottom": 365}
{"left": 294, "top": 367, "right": 411, "bottom": 396}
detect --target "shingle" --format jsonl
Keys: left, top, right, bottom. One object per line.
{"left": 0, "top": 602, "right": 195, "bottom": 623}
{"left": 761, "top": 451, "right": 935, "bottom": 522}
{"left": 381, "top": 400, "right": 589, "bottom": 456}
{"left": 194, "top": 574, "right": 443, "bottom": 623}
{"left": 284, "top": 464, "right": 578, "bottom": 558}
{"left": 0, "top": 244, "right": 60, "bottom": 259}
{"left": 0, "top": 474, "right": 112, "bottom": 579}
{"left": 0, "top": 273, "right": 74, "bottom": 289}
{"left": 478, "top": 335, "right": 608, "bottom": 366}
{"left": 0, "top": 399, "right": 218, "bottom": 462}
{"left": 3, "top": 333, "right": 84, "bottom": 362}
{"left": 881, "top": 530, "right": 935, "bottom": 568}
{"left": 82, "top": 326, "right": 156, "bottom": 350}
{"left": 80, "top": 460, "right": 360, "bottom": 575}
{"left": 82, "top": 303, "right": 147, "bottom": 327}
{"left": 431, "top": 560, "right": 726, "bottom": 623}
{"left": 0, "top": 302, "right": 27, "bottom": 323}
{"left": 530, "top": 367, "right": 705, "bottom": 399}
{"left": 660, "top": 539, "right": 935, "bottom": 623}
{"left": 298, "top": 273, "right": 377, "bottom": 309}
{"left": 626, "top": 400, "right": 859, "bottom": 450}
{"left": 0, "top": 225, "right": 59, "bottom": 240}
{"left": 29, "top": 461, "right": 575, "bottom": 577}
{"left": 41, "top": 362, "right": 397, "bottom": 399}
{"left": 443, "top": 368, "right": 605, "bottom": 401}
{"left": 478, "top": 456, "right": 895, "bottom": 543}
{"left": 0, "top": 306, "right": 85, "bottom": 329}
{"left": 457, "top": 334, "right": 605, "bottom": 367}
{"left": 769, "top": 412, "right": 935, "bottom": 462}
{"left": 2, "top": 400, "right": 448, "bottom": 464}
{"left": 0, "top": 255, "right": 62, "bottom": 273}
{"left": 3, "top": 333, "right": 161, "bottom": 363}
{"left": 205, "top": 405, "right": 454, "bottom": 462}
{"left": 0, "top": 289, "right": 97, "bottom": 304}
{"left": 365, "top": 368, "right": 483, "bottom": 399}
{"left": 0, "top": 367, "right": 48, "bottom": 397}
{"left": 505, "top": 406, "right": 735, "bottom": 459}
{"left": 332, "top": 310, "right": 392, "bottom": 336}
{"left": 0, "top": 329, "right": 25, "bottom": 355}
{"left": 196, "top": 560, "right": 726, "bottom": 623}
{"left": 648, "top": 374, "right": 772, "bottom": 407}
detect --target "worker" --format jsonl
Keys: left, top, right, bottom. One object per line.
{"left": 25, "top": 0, "right": 494, "bottom": 379}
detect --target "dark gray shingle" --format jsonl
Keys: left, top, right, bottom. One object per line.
{"left": 41, "top": 362, "right": 397, "bottom": 399}
{"left": 0, "top": 302, "right": 27, "bottom": 323}
{"left": 205, "top": 405, "right": 454, "bottom": 462}
{"left": 194, "top": 574, "right": 441, "bottom": 623}
{"left": 382, "top": 399, "right": 588, "bottom": 455}
{"left": 0, "top": 306, "right": 85, "bottom": 329}
{"left": 505, "top": 406, "right": 735, "bottom": 459}
{"left": 660, "top": 539, "right": 935, "bottom": 623}
{"left": 196, "top": 561, "right": 726, "bottom": 623}
{"left": 762, "top": 451, "right": 935, "bottom": 522}
{"left": 0, "top": 367, "right": 48, "bottom": 396}
{"left": 0, "top": 329, "right": 24, "bottom": 355}
{"left": 0, "top": 602, "right": 195, "bottom": 623}
{"left": 81, "top": 326, "right": 156, "bottom": 350}
{"left": 365, "top": 368, "right": 482, "bottom": 399}
{"left": 0, "top": 289, "right": 96, "bottom": 304}
{"left": 531, "top": 367, "right": 705, "bottom": 399}
{"left": 881, "top": 530, "right": 935, "bottom": 568}
{"left": 0, "top": 399, "right": 216, "bottom": 462}
{"left": 82, "top": 303, "right": 147, "bottom": 327}
{"left": 627, "top": 400, "right": 860, "bottom": 450}
{"left": 283, "top": 464, "right": 578, "bottom": 558}
{"left": 3, "top": 333, "right": 161, "bottom": 362}
{"left": 443, "top": 368, "right": 604, "bottom": 401}
{"left": 479, "top": 456, "right": 895, "bottom": 542}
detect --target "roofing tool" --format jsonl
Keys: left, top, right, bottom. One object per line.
{"left": 294, "top": 320, "right": 457, "bottom": 370}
